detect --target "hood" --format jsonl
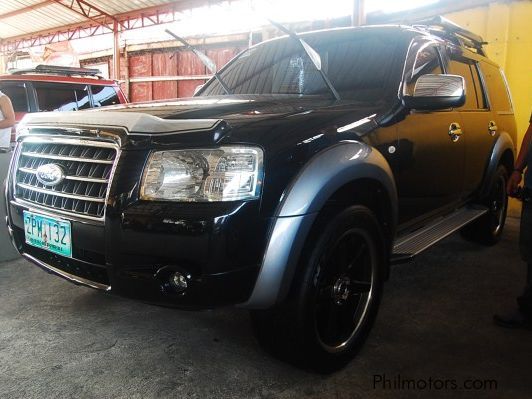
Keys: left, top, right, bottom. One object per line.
{"left": 18, "top": 95, "right": 392, "bottom": 148}
{"left": 99, "top": 95, "right": 336, "bottom": 123}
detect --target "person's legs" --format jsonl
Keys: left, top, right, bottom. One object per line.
{"left": 517, "top": 200, "right": 532, "bottom": 316}
{"left": 494, "top": 199, "right": 532, "bottom": 328}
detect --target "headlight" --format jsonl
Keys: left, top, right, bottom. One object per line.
{"left": 140, "top": 146, "right": 263, "bottom": 202}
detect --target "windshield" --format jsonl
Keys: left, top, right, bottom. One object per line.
{"left": 199, "top": 29, "right": 406, "bottom": 102}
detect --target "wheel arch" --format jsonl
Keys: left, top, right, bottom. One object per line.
{"left": 321, "top": 178, "right": 396, "bottom": 254}
{"left": 479, "top": 131, "right": 515, "bottom": 198}
{"left": 241, "top": 141, "right": 397, "bottom": 309}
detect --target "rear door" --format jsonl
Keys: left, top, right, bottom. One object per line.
{"left": 395, "top": 41, "right": 465, "bottom": 225}
{"left": 445, "top": 47, "right": 494, "bottom": 197}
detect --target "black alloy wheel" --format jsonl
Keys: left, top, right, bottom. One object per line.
{"left": 313, "top": 227, "right": 376, "bottom": 352}
{"left": 251, "top": 205, "right": 386, "bottom": 372}
{"left": 461, "top": 165, "right": 509, "bottom": 245}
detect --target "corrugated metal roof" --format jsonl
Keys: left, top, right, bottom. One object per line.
{"left": 0, "top": 0, "right": 178, "bottom": 40}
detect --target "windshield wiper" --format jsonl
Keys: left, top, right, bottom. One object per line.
{"left": 267, "top": 19, "right": 341, "bottom": 101}
{"left": 165, "top": 29, "right": 232, "bottom": 95}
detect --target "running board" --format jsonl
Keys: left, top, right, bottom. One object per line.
{"left": 391, "top": 206, "right": 488, "bottom": 264}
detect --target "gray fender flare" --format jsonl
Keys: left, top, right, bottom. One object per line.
{"left": 241, "top": 141, "right": 397, "bottom": 309}
{"left": 479, "top": 132, "right": 515, "bottom": 198}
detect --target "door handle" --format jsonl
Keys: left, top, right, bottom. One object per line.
{"left": 488, "top": 120, "right": 498, "bottom": 136}
{"left": 448, "top": 122, "right": 463, "bottom": 142}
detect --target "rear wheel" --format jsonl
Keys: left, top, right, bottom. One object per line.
{"left": 461, "top": 165, "right": 508, "bottom": 245}
{"left": 250, "top": 206, "right": 386, "bottom": 372}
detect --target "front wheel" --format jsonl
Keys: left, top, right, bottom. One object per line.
{"left": 251, "top": 206, "right": 386, "bottom": 372}
{"left": 461, "top": 165, "right": 509, "bottom": 246}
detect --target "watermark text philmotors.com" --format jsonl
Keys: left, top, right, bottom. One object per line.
{"left": 373, "top": 374, "right": 497, "bottom": 391}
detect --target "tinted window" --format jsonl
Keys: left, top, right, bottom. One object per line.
{"left": 34, "top": 83, "right": 89, "bottom": 111}
{"left": 91, "top": 85, "right": 119, "bottom": 107}
{"left": 0, "top": 83, "right": 29, "bottom": 112}
{"left": 76, "top": 86, "right": 91, "bottom": 109}
{"left": 478, "top": 63, "right": 513, "bottom": 112}
{"left": 470, "top": 63, "right": 488, "bottom": 109}
{"left": 448, "top": 53, "right": 480, "bottom": 110}
{"left": 404, "top": 45, "right": 443, "bottom": 96}
{"left": 201, "top": 31, "right": 404, "bottom": 102}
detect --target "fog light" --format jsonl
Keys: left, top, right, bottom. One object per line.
{"left": 170, "top": 272, "right": 188, "bottom": 293}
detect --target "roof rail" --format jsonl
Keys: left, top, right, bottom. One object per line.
{"left": 8, "top": 64, "right": 103, "bottom": 78}
{"left": 411, "top": 16, "right": 487, "bottom": 55}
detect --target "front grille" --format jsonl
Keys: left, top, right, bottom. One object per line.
{"left": 14, "top": 138, "right": 118, "bottom": 219}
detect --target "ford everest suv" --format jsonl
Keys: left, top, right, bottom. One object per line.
{"left": 4, "top": 18, "right": 517, "bottom": 371}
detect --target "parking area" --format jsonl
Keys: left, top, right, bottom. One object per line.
{"left": 1, "top": 213, "right": 530, "bottom": 398}
{"left": 1, "top": 1, "right": 531, "bottom": 397}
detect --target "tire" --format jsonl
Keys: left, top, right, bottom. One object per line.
{"left": 461, "top": 165, "right": 509, "bottom": 246}
{"left": 250, "top": 206, "right": 386, "bottom": 373}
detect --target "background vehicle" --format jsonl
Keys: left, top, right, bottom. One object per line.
{"left": 4, "top": 19, "right": 516, "bottom": 371}
{"left": 0, "top": 65, "right": 127, "bottom": 143}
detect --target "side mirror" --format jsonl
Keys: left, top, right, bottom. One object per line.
{"left": 403, "top": 74, "right": 465, "bottom": 110}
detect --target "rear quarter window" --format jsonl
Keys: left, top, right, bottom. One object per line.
{"left": 91, "top": 85, "right": 120, "bottom": 107}
{"left": 478, "top": 62, "right": 513, "bottom": 112}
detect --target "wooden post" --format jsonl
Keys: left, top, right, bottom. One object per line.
{"left": 352, "top": 0, "right": 366, "bottom": 26}
{"left": 112, "top": 20, "right": 120, "bottom": 80}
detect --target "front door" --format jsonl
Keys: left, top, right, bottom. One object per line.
{"left": 394, "top": 42, "right": 465, "bottom": 226}
{"left": 395, "top": 111, "right": 465, "bottom": 225}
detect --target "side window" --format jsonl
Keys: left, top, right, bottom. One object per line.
{"left": 447, "top": 52, "right": 482, "bottom": 110}
{"left": 404, "top": 45, "right": 443, "bottom": 96}
{"left": 75, "top": 86, "right": 91, "bottom": 110}
{"left": 34, "top": 83, "right": 88, "bottom": 111}
{"left": 91, "top": 85, "right": 120, "bottom": 107}
{"left": 479, "top": 63, "right": 513, "bottom": 113}
{"left": 470, "top": 63, "right": 488, "bottom": 109}
{"left": 0, "top": 82, "right": 29, "bottom": 112}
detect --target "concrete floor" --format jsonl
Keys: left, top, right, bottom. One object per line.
{"left": 0, "top": 215, "right": 531, "bottom": 398}
{"left": 1, "top": 150, "right": 530, "bottom": 398}
{"left": 0, "top": 151, "right": 19, "bottom": 262}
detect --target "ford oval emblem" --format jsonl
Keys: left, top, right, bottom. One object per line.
{"left": 35, "top": 164, "right": 66, "bottom": 187}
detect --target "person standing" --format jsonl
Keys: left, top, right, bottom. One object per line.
{"left": 494, "top": 112, "right": 532, "bottom": 328}
{"left": 0, "top": 90, "right": 16, "bottom": 153}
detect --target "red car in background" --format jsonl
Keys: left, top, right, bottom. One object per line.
{"left": 0, "top": 65, "right": 128, "bottom": 143}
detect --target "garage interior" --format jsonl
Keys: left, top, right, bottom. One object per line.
{"left": 1, "top": 0, "right": 532, "bottom": 398}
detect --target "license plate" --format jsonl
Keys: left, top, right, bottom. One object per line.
{"left": 23, "top": 211, "right": 72, "bottom": 257}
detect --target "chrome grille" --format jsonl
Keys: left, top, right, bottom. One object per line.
{"left": 14, "top": 138, "right": 118, "bottom": 219}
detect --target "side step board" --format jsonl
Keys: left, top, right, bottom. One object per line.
{"left": 391, "top": 206, "right": 488, "bottom": 264}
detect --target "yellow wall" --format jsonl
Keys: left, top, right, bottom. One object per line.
{"left": 444, "top": 1, "right": 531, "bottom": 215}
{"left": 444, "top": 0, "right": 532, "bottom": 144}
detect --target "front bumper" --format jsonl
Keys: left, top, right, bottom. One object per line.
{"left": 6, "top": 195, "right": 270, "bottom": 309}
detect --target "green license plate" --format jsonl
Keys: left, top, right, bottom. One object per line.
{"left": 23, "top": 210, "right": 72, "bottom": 257}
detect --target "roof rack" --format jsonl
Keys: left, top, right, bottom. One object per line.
{"left": 8, "top": 64, "right": 103, "bottom": 79}
{"left": 411, "top": 16, "right": 487, "bottom": 56}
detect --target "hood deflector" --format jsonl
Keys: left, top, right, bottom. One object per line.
{"left": 19, "top": 111, "right": 223, "bottom": 135}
